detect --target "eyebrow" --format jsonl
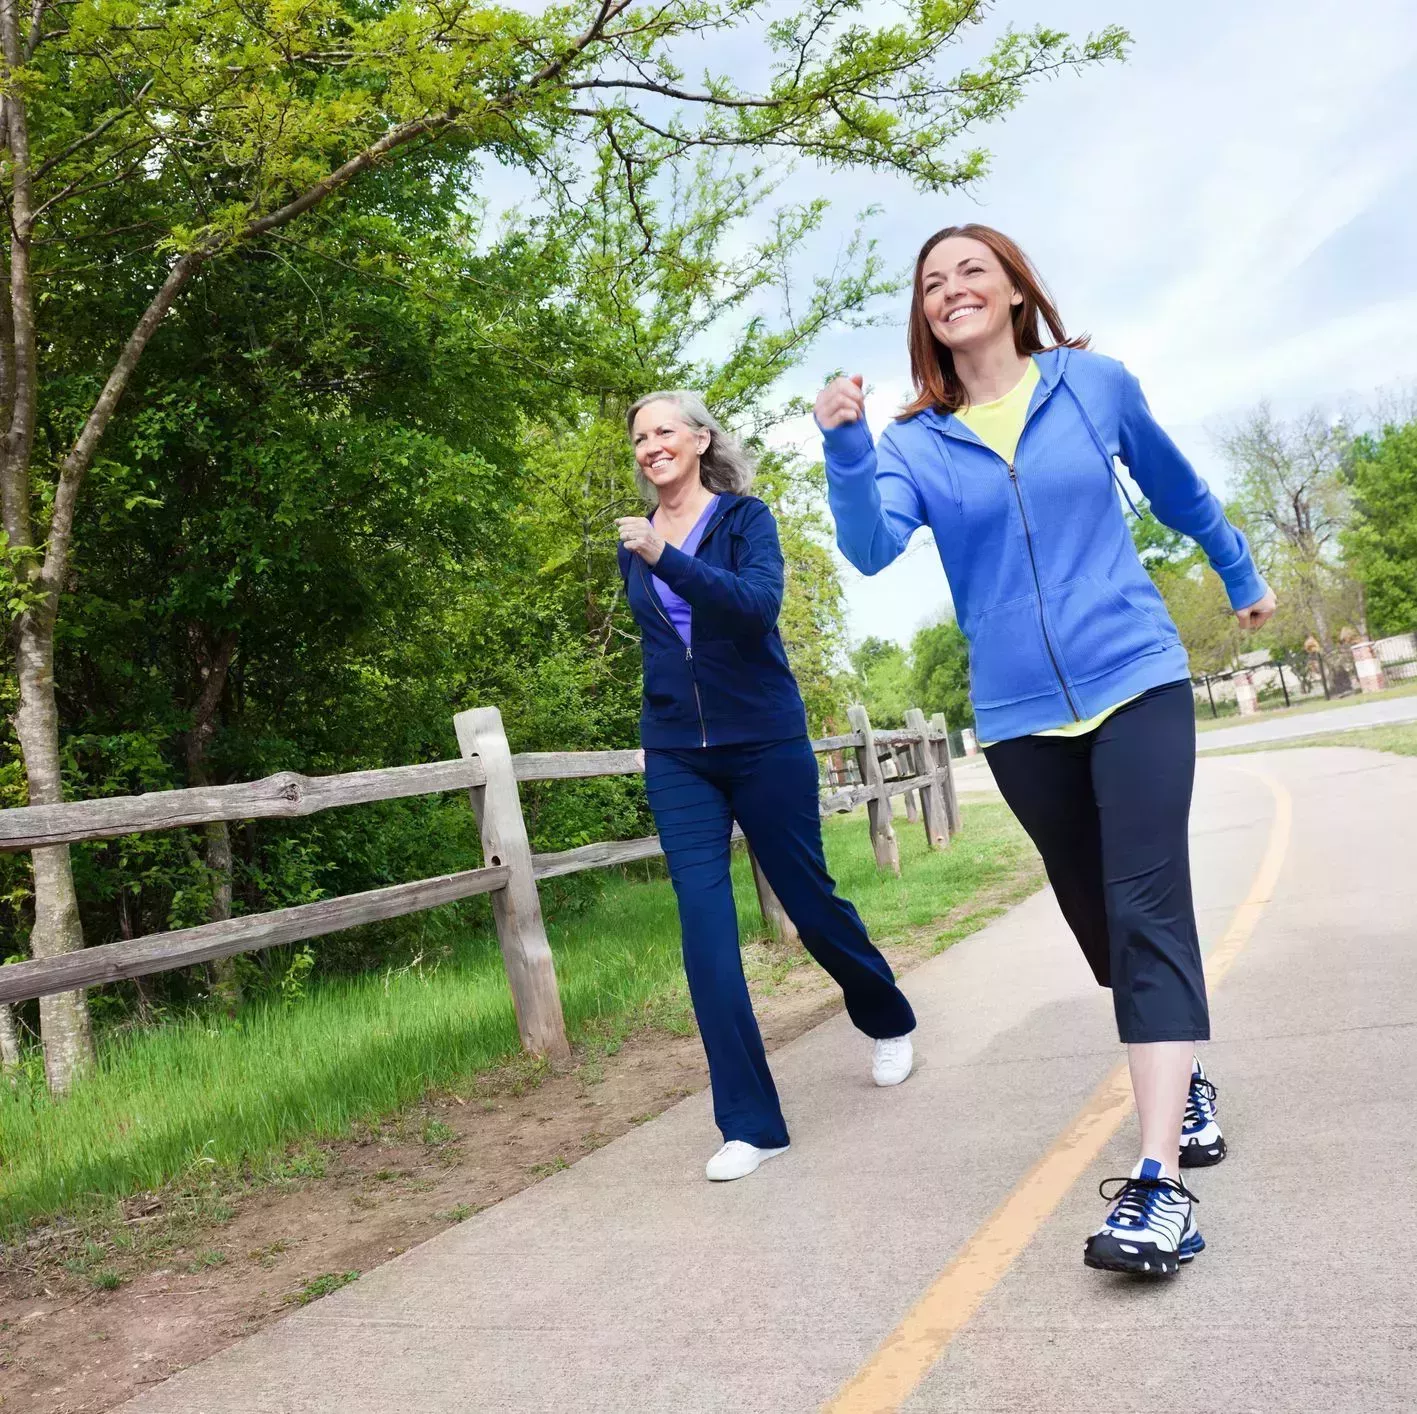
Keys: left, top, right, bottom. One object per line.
{"left": 924, "top": 258, "right": 987, "bottom": 279}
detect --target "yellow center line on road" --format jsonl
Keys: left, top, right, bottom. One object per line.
{"left": 824, "top": 763, "right": 1294, "bottom": 1414}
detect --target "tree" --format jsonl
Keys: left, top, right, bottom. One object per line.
{"left": 910, "top": 616, "right": 972, "bottom": 731}
{"left": 1156, "top": 568, "right": 1244, "bottom": 677}
{"left": 1129, "top": 500, "right": 1234, "bottom": 675}
{"left": 0, "top": 0, "right": 1125, "bottom": 1089}
{"left": 848, "top": 637, "right": 912, "bottom": 725}
{"left": 1344, "top": 420, "right": 1417, "bottom": 637}
{"left": 1219, "top": 406, "right": 1359, "bottom": 694}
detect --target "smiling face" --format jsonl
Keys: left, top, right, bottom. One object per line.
{"left": 631, "top": 400, "right": 711, "bottom": 496}
{"left": 919, "top": 236, "right": 1023, "bottom": 358}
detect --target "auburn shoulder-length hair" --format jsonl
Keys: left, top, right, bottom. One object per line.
{"left": 901, "top": 224, "right": 1089, "bottom": 419}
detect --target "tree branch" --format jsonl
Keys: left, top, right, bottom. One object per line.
{"left": 568, "top": 77, "right": 776, "bottom": 108}
{"left": 603, "top": 120, "right": 652, "bottom": 256}
{"left": 39, "top": 246, "right": 210, "bottom": 601}
{"left": 30, "top": 77, "right": 154, "bottom": 182}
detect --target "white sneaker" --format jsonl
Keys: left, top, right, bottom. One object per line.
{"left": 872, "top": 1034, "right": 914, "bottom": 1086}
{"left": 704, "top": 1140, "right": 789, "bottom": 1182}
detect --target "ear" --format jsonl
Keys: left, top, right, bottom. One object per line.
{"left": 1010, "top": 288, "right": 1024, "bottom": 308}
{"left": 697, "top": 430, "right": 711, "bottom": 455}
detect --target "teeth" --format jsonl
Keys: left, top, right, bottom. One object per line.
{"left": 947, "top": 306, "right": 982, "bottom": 323}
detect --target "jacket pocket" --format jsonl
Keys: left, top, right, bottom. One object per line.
{"left": 1045, "top": 576, "right": 1177, "bottom": 686}
{"left": 642, "top": 646, "right": 695, "bottom": 715}
{"left": 967, "top": 595, "right": 1063, "bottom": 709}
{"left": 694, "top": 640, "right": 772, "bottom": 717}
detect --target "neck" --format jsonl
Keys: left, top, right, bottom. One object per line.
{"left": 655, "top": 475, "right": 713, "bottom": 521}
{"left": 953, "top": 336, "right": 1031, "bottom": 408}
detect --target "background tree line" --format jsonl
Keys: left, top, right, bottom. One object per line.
{"left": 1132, "top": 395, "right": 1417, "bottom": 693}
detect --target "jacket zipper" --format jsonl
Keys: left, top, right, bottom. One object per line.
{"left": 639, "top": 550, "right": 710, "bottom": 748}
{"left": 935, "top": 368, "right": 1076, "bottom": 719}
{"left": 1007, "top": 462, "right": 1080, "bottom": 720}
{"left": 931, "top": 361, "right": 1089, "bottom": 723}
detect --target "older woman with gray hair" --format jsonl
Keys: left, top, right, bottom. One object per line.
{"left": 616, "top": 391, "right": 916, "bottom": 1182}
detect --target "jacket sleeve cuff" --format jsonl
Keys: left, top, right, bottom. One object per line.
{"left": 1219, "top": 561, "right": 1269, "bottom": 612}
{"left": 817, "top": 413, "right": 874, "bottom": 467}
{"left": 651, "top": 542, "right": 695, "bottom": 591}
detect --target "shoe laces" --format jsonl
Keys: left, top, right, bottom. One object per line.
{"left": 1184, "top": 1075, "right": 1218, "bottom": 1129}
{"left": 1098, "top": 1174, "right": 1199, "bottom": 1231}
{"left": 875, "top": 1036, "right": 909, "bottom": 1059}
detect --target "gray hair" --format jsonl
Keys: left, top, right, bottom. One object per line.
{"left": 625, "top": 390, "right": 756, "bottom": 505}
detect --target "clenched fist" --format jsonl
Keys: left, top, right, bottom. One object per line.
{"left": 815, "top": 373, "right": 866, "bottom": 430}
{"left": 617, "top": 516, "right": 666, "bottom": 566}
{"left": 1235, "top": 587, "right": 1277, "bottom": 631}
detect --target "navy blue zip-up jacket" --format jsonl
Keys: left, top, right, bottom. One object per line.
{"left": 618, "top": 493, "right": 808, "bottom": 748}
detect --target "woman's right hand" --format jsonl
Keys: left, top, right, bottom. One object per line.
{"left": 815, "top": 374, "right": 866, "bottom": 429}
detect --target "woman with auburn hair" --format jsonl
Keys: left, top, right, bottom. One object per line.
{"left": 616, "top": 390, "right": 916, "bottom": 1184}
{"left": 815, "top": 224, "right": 1276, "bottom": 1276}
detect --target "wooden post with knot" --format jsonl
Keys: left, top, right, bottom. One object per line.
{"left": 848, "top": 703, "right": 900, "bottom": 875}
{"left": 453, "top": 706, "right": 570, "bottom": 1062}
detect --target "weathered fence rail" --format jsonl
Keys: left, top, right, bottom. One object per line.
{"left": 0, "top": 703, "right": 960, "bottom": 1061}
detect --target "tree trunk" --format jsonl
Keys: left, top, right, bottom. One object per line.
{"left": 0, "top": 1000, "right": 22, "bottom": 1083}
{"left": 1308, "top": 589, "right": 1354, "bottom": 696}
{"left": 13, "top": 609, "right": 94, "bottom": 1091}
{"left": 202, "top": 820, "right": 240, "bottom": 1010}
{"left": 186, "top": 627, "right": 240, "bottom": 1010}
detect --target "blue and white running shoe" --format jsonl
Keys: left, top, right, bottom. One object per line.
{"left": 1084, "top": 1158, "right": 1204, "bottom": 1276}
{"left": 1179, "top": 1055, "right": 1227, "bottom": 1168}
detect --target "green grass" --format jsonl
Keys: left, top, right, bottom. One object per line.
{"left": 286, "top": 1270, "right": 359, "bottom": 1306}
{"left": 0, "top": 802, "right": 1036, "bottom": 1232}
{"left": 1216, "top": 721, "right": 1417, "bottom": 758}
{"left": 1196, "top": 677, "right": 1417, "bottom": 731}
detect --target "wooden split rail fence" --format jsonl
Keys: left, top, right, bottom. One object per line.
{"left": 0, "top": 705, "right": 961, "bottom": 1062}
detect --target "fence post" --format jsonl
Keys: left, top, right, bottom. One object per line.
{"left": 891, "top": 744, "right": 919, "bottom": 823}
{"left": 930, "top": 712, "right": 962, "bottom": 837}
{"left": 904, "top": 707, "right": 948, "bottom": 850}
{"left": 453, "top": 707, "right": 570, "bottom": 1062}
{"left": 847, "top": 704, "right": 900, "bottom": 875}
{"left": 747, "top": 842, "right": 799, "bottom": 945}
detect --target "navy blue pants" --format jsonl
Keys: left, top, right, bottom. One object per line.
{"left": 983, "top": 680, "right": 1209, "bottom": 1044}
{"left": 645, "top": 736, "right": 916, "bottom": 1148}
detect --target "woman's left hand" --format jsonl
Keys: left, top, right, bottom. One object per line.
{"left": 617, "top": 516, "right": 666, "bottom": 566}
{"left": 1235, "top": 586, "right": 1277, "bottom": 630}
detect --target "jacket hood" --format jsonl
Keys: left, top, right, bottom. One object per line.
{"left": 910, "top": 345, "right": 1072, "bottom": 435}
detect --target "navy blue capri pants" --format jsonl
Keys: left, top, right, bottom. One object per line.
{"left": 983, "top": 680, "right": 1209, "bottom": 1044}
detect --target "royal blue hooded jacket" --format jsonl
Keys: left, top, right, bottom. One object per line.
{"left": 619, "top": 493, "right": 808, "bottom": 749}
{"left": 820, "top": 347, "right": 1267, "bottom": 744}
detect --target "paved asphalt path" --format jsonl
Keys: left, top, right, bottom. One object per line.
{"left": 123, "top": 748, "right": 1417, "bottom": 1413}
{"left": 1194, "top": 694, "right": 1417, "bottom": 752}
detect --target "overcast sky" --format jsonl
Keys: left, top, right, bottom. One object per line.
{"left": 742, "top": 0, "right": 1417, "bottom": 646}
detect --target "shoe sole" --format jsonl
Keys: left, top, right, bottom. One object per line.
{"left": 1083, "top": 1231, "right": 1204, "bottom": 1277}
{"left": 873, "top": 1066, "right": 914, "bottom": 1087}
{"left": 1179, "top": 1135, "right": 1227, "bottom": 1168}
{"left": 705, "top": 1145, "right": 789, "bottom": 1182}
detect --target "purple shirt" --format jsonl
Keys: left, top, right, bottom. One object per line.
{"left": 652, "top": 496, "right": 719, "bottom": 646}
